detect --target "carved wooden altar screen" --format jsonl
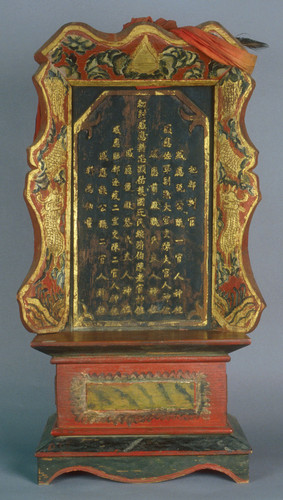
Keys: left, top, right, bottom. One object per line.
{"left": 18, "top": 20, "right": 264, "bottom": 484}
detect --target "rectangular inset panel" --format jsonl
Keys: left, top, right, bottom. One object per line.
{"left": 73, "top": 88, "right": 211, "bottom": 329}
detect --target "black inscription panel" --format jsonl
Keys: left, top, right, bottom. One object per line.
{"left": 73, "top": 89, "right": 211, "bottom": 328}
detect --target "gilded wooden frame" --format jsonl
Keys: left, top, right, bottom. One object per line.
{"left": 17, "top": 21, "right": 265, "bottom": 334}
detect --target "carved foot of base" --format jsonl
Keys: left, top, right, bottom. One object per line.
{"left": 36, "top": 414, "right": 251, "bottom": 485}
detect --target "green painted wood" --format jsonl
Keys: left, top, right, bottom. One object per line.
{"left": 36, "top": 413, "right": 251, "bottom": 484}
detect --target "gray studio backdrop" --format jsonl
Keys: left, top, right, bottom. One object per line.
{"left": 1, "top": 1, "right": 283, "bottom": 499}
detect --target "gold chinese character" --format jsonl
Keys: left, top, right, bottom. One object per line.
{"left": 149, "top": 149, "right": 159, "bottom": 158}
{"left": 84, "top": 217, "right": 92, "bottom": 228}
{"left": 124, "top": 200, "right": 135, "bottom": 210}
{"left": 123, "top": 253, "right": 132, "bottom": 262}
{"left": 138, "top": 154, "right": 146, "bottom": 164}
{"left": 175, "top": 253, "right": 183, "bottom": 263}
{"left": 138, "top": 120, "right": 147, "bottom": 130}
{"left": 150, "top": 253, "right": 160, "bottom": 264}
{"left": 163, "top": 293, "right": 171, "bottom": 301}
{"left": 121, "top": 304, "right": 132, "bottom": 315}
{"left": 173, "top": 289, "right": 183, "bottom": 298}
{"left": 163, "top": 176, "right": 171, "bottom": 186}
{"left": 148, "top": 305, "right": 159, "bottom": 314}
{"left": 113, "top": 125, "right": 121, "bottom": 134}
{"left": 163, "top": 190, "right": 171, "bottom": 199}
{"left": 137, "top": 99, "right": 147, "bottom": 108}
{"left": 163, "top": 229, "right": 170, "bottom": 239}
{"left": 163, "top": 124, "right": 172, "bottom": 134}
{"left": 175, "top": 150, "right": 186, "bottom": 160}
{"left": 113, "top": 137, "right": 120, "bottom": 148}
{"left": 138, "top": 108, "right": 147, "bottom": 119}
{"left": 150, "top": 235, "right": 158, "bottom": 245}
{"left": 111, "top": 216, "right": 119, "bottom": 226}
{"left": 85, "top": 183, "right": 94, "bottom": 194}
{"left": 96, "top": 272, "right": 108, "bottom": 282}
{"left": 163, "top": 254, "right": 172, "bottom": 264}
{"left": 136, "top": 262, "right": 144, "bottom": 272}
{"left": 111, "top": 190, "right": 120, "bottom": 201}
{"left": 175, "top": 218, "right": 184, "bottom": 227}
{"left": 110, "top": 306, "right": 119, "bottom": 316}
{"left": 176, "top": 184, "right": 185, "bottom": 192}
{"left": 110, "top": 269, "right": 119, "bottom": 279}
{"left": 150, "top": 217, "right": 160, "bottom": 227}
{"left": 173, "top": 306, "right": 183, "bottom": 314}
{"left": 99, "top": 167, "right": 107, "bottom": 178}
{"left": 136, "top": 284, "right": 144, "bottom": 295}
{"left": 86, "top": 165, "right": 95, "bottom": 175}
{"left": 138, "top": 130, "right": 148, "bottom": 142}
{"left": 99, "top": 151, "right": 109, "bottom": 161}
{"left": 137, "top": 175, "right": 146, "bottom": 185}
{"left": 99, "top": 238, "right": 106, "bottom": 245}
{"left": 162, "top": 268, "right": 170, "bottom": 278}
{"left": 163, "top": 137, "right": 172, "bottom": 148}
{"left": 136, "top": 273, "right": 144, "bottom": 284}
{"left": 98, "top": 203, "right": 107, "bottom": 212}
{"left": 111, "top": 242, "right": 120, "bottom": 252}
{"left": 111, "top": 256, "right": 119, "bottom": 264}
{"left": 112, "top": 178, "right": 120, "bottom": 187}
{"left": 149, "top": 287, "right": 159, "bottom": 296}
{"left": 136, "top": 218, "right": 144, "bottom": 227}
{"left": 188, "top": 216, "right": 196, "bottom": 227}
{"left": 135, "top": 305, "right": 145, "bottom": 315}
{"left": 137, "top": 197, "right": 145, "bottom": 207}
{"left": 125, "top": 148, "right": 134, "bottom": 158}
{"left": 83, "top": 202, "right": 93, "bottom": 211}
{"left": 163, "top": 151, "right": 172, "bottom": 160}
{"left": 188, "top": 165, "right": 198, "bottom": 174}
{"left": 136, "top": 251, "right": 144, "bottom": 260}
{"left": 161, "top": 282, "right": 172, "bottom": 291}
{"left": 187, "top": 198, "right": 197, "bottom": 209}
{"left": 163, "top": 164, "right": 171, "bottom": 174}
{"left": 111, "top": 204, "right": 119, "bottom": 212}
{"left": 124, "top": 217, "right": 133, "bottom": 228}
{"left": 113, "top": 152, "right": 120, "bottom": 160}
{"left": 188, "top": 180, "right": 197, "bottom": 190}
{"left": 98, "top": 219, "right": 108, "bottom": 229}
{"left": 136, "top": 229, "right": 144, "bottom": 239}
{"left": 112, "top": 230, "right": 119, "bottom": 240}
{"left": 110, "top": 294, "right": 119, "bottom": 303}
{"left": 98, "top": 185, "right": 107, "bottom": 195}
{"left": 96, "top": 305, "right": 107, "bottom": 315}
{"left": 137, "top": 186, "right": 145, "bottom": 196}
{"left": 150, "top": 183, "right": 158, "bottom": 194}
{"left": 174, "top": 272, "right": 184, "bottom": 281}
{"left": 163, "top": 202, "right": 171, "bottom": 212}
{"left": 98, "top": 254, "right": 107, "bottom": 265}
{"left": 112, "top": 164, "right": 120, "bottom": 174}
{"left": 96, "top": 288, "right": 106, "bottom": 298}
{"left": 137, "top": 142, "right": 146, "bottom": 152}
{"left": 123, "top": 286, "right": 132, "bottom": 296}
{"left": 162, "top": 241, "right": 170, "bottom": 251}
{"left": 163, "top": 216, "right": 171, "bottom": 225}
{"left": 175, "top": 201, "right": 184, "bottom": 210}
{"left": 125, "top": 235, "right": 133, "bottom": 245}
{"left": 150, "top": 200, "right": 160, "bottom": 210}
{"left": 124, "top": 165, "right": 132, "bottom": 175}
{"left": 151, "top": 166, "right": 158, "bottom": 176}
{"left": 137, "top": 164, "right": 146, "bottom": 174}
{"left": 124, "top": 182, "right": 132, "bottom": 192}
{"left": 136, "top": 240, "right": 144, "bottom": 250}
{"left": 174, "top": 166, "right": 184, "bottom": 177}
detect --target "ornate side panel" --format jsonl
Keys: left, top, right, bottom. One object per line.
{"left": 212, "top": 68, "right": 265, "bottom": 332}
{"left": 17, "top": 67, "right": 72, "bottom": 333}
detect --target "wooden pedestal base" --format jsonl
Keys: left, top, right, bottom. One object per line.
{"left": 36, "top": 413, "right": 251, "bottom": 484}
{"left": 32, "top": 331, "right": 252, "bottom": 484}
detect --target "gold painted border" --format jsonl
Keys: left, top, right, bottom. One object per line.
{"left": 72, "top": 88, "right": 211, "bottom": 330}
